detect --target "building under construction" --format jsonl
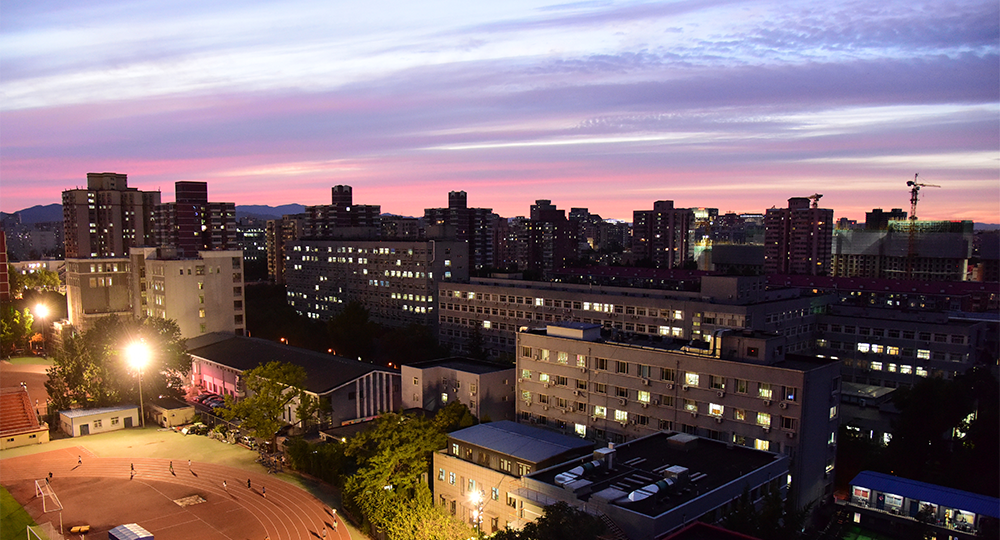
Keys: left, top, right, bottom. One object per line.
{"left": 831, "top": 220, "right": 974, "bottom": 281}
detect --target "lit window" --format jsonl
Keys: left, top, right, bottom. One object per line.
{"left": 684, "top": 399, "right": 697, "bottom": 412}
{"left": 857, "top": 343, "right": 871, "bottom": 353}
{"left": 757, "top": 412, "right": 771, "bottom": 427}
{"left": 888, "top": 363, "right": 897, "bottom": 372}
{"left": 614, "top": 410, "right": 628, "bottom": 422}
{"left": 916, "top": 367, "right": 928, "bottom": 377}
{"left": 709, "top": 403, "right": 724, "bottom": 417}
{"left": 755, "top": 439, "right": 770, "bottom": 451}
{"left": 758, "top": 383, "right": 773, "bottom": 400}
{"left": 900, "top": 365, "right": 912, "bottom": 374}
{"left": 917, "top": 349, "right": 931, "bottom": 360}
{"left": 830, "top": 406, "right": 838, "bottom": 420}
{"left": 685, "top": 372, "right": 699, "bottom": 386}
{"left": 870, "top": 361, "right": 882, "bottom": 371}
{"left": 734, "top": 409, "right": 746, "bottom": 421}
{"left": 575, "top": 424, "right": 587, "bottom": 437}
{"left": 594, "top": 406, "right": 607, "bottom": 419}
{"left": 637, "top": 391, "right": 651, "bottom": 404}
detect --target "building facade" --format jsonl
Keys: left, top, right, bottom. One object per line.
{"left": 304, "top": 185, "right": 381, "bottom": 238}
{"left": 401, "top": 357, "right": 516, "bottom": 421}
{"left": 831, "top": 221, "right": 974, "bottom": 281}
{"left": 764, "top": 197, "right": 833, "bottom": 276}
{"left": 286, "top": 239, "right": 468, "bottom": 328}
{"left": 62, "top": 172, "right": 160, "bottom": 259}
{"left": 64, "top": 257, "right": 132, "bottom": 332}
{"left": 515, "top": 323, "right": 840, "bottom": 508}
{"left": 130, "top": 247, "right": 246, "bottom": 339}
{"left": 425, "top": 191, "right": 497, "bottom": 269}
{"left": 265, "top": 214, "right": 306, "bottom": 284}
{"left": 632, "top": 201, "right": 693, "bottom": 269}
{"left": 153, "top": 181, "right": 237, "bottom": 258}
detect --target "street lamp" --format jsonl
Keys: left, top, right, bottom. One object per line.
{"left": 33, "top": 304, "right": 49, "bottom": 357}
{"left": 126, "top": 342, "right": 150, "bottom": 428}
{"left": 469, "top": 490, "right": 484, "bottom": 537}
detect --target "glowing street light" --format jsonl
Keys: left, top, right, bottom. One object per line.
{"left": 469, "top": 490, "right": 484, "bottom": 537}
{"left": 126, "top": 342, "right": 150, "bottom": 428}
{"left": 33, "top": 304, "right": 49, "bottom": 357}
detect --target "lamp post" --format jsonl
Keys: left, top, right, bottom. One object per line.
{"left": 33, "top": 304, "right": 49, "bottom": 357}
{"left": 470, "top": 489, "right": 484, "bottom": 537}
{"left": 126, "top": 342, "right": 150, "bottom": 428}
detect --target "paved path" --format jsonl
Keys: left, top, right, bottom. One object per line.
{"left": 3, "top": 445, "right": 350, "bottom": 540}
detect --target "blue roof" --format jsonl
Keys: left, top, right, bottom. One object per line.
{"left": 851, "top": 471, "right": 1000, "bottom": 518}
{"left": 108, "top": 523, "right": 153, "bottom": 540}
{"left": 60, "top": 405, "right": 137, "bottom": 419}
{"left": 449, "top": 421, "right": 593, "bottom": 464}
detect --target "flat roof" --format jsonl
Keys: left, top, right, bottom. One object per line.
{"left": 187, "top": 333, "right": 394, "bottom": 394}
{"left": 530, "top": 432, "right": 785, "bottom": 518}
{"left": 150, "top": 397, "right": 193, "bottom": 410}
{"left": 61, "top": 405, "right": 137, "bottom": 418}
{"left": 851, "top": 471, "right": 1000, "bottom": 518}
{"left": 449, "top": 421, "right": 593, "bottom": 464}
{"left": 841, "top": 382, "right": 895, "bottom": 400}
{"left": 407, "top": 357, "right": 515, "bottom": 375}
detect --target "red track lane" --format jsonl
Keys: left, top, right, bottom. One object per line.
{"left": 2, "top": 446, "right": 352, "bottom": 540}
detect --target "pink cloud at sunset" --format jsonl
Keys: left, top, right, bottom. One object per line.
{"left": 1, "top": 0, "right": 997, "bottom": 223}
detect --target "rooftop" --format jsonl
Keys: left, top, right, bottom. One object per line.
{"left": 61, "top": 405, "right": 137, "bottom": 419}
{"left": 187, "top": 333, "right": 394, "bottom": 394}
{"left": 448, "top": 420, "right": 594, "bottom": 464}
{"left": 850, "top": 471, "right": 1000, "bottom": 519}
{"left": 406, "top": 357, "right": 515, "bottom": 375}
{"left": 529, "top": 432, "right": 786, "bottom": 519}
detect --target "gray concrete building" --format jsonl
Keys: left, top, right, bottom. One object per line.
{"left": 402, "top": 357, "right": 516, "bottom": 422}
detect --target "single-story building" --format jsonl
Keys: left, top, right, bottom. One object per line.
{"left": 149, "top": 397, "right": 196, "bottom": 428}
{"left": 59, "top": 405, "right": 139, "bottom": 437}
{"left": 187, "top": 333, "right": 401, "bottom": 428}
{"left": 0, "top": 387, "right": 49, "bottom": 450}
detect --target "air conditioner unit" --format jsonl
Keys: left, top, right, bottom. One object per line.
{"left": 641, "top": 378, "right": 650, "bottom": 386}
{"left": 543, "top": 405, "right": 549, "bottom": 411}
{"left": 580, "top": 367, "right": 587, "bottom": 374}
{"left": 573, "top": 390, "right": 580, "bottom": 396}
{"left": 563, "top": 408, "right": 571, "bottom": 414}
{"left": 715, "top": 416, "right": 723, "bottom": 424}
{"left": 690, "top": 411, "right": 698, "bottom": 418}
{"left": 779, "top": 402, "right": 788, "bottom": 409}
{"left": 666, "top": 383, "right": 674, "bottom": 390}
{"left": 619, "top": 398, "right": 627, "bottom": 406}
{"left": 641, "top": 403, "right": 648, "bottom": 409}
{"left": 717, "top": 391, "right": 726, "bottom": 398}
{"left": 762, "top": 427, "right": 771, "bottom": 433}
{"left": 762, "top": 399, "right": 772, "bottom": 407}
{"left": 682, "top": 385, "right": 690, "bottom": 391}
{"left": 786, "top": 431, "right": 795, "bottom": 439}
{"left": 544, "top": 382, "right": 551, "bottom": 389}
{"left": 517, "top": 378, "right": 524, "bottom": 383}
{"left": 653, "top": 399, "right": 660, "bottom": 406}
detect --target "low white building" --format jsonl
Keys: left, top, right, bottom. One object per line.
{"left": 59, "top": 405, "right": 139, "bottom": 437}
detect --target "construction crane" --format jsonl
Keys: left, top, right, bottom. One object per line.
{"left": 806, "top": 194, "right": 823, "bottom": 209}
{"left": 905, "top": 173, "right": 941, "bottom": 279}
{"left": 906, "top": 173, "right": 940, "bottom": 221}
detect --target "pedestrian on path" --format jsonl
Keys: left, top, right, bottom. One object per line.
{"left": 169, "top": 461, "right": 174, "bottom": 474}
{"left": 322, "top": 526, "right": 326, "bottom": 539}
{"left": 223, "top": 480, "right": 227, "bottom": 491}
{"left": 262, "top": 485, "right": 266, "bottom": 498}
{"left": 247, "top": 478, "right": 251, "bottom": 490}
{"left": 77, "top": 455, "right": 81, "bottom": 465}
{"left": 332, "top": 509, "right": 338, "bottom": 531}
{"left": 188, "top": 459, "right": 191, "bottom": 468}
{"left": 131, "top": 463, "right": 134, "bottom": 472}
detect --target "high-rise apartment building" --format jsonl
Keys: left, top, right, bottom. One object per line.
{"left": 515, "top": 322, "right": 841, "bottom": 508}
{"left": 265, "top": 214, "right": 306, "bottom": 284}
{"left": 632, "top": 201, "right": 693, "bottom": 269}
{"left": 0, "top": 231, "right": 8, "bottom": 302}
{"left": 130, "top": 247, "right": 246, "bottom": 339}
{"left": 285, "top": 239, "right": 468, "bottom": 328}
{"left": 511, "top": 201, "right": 578, "bottom": 275}
{"left": 764, "top": 197, "right": 833, "bottom": 275}
{"left": 154, "top": 181, "right": 237, "bottom": 258}
{"left": 304, "top": 185, "right": 381, "bottom": 238}
{"left": 425, "top": 191, "right": 496, "bottom": 269}
{"left": 62, "top": 172, "right": 160, "bottom": 258}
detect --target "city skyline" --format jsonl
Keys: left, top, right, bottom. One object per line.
{"left": 2, "top": 0, "right": 997, "bottom": 222}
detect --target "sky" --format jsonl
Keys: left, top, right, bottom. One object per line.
{"left": 1, "top": 0, "right": 998, "bottom": 223}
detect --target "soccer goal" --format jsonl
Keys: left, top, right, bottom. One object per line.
{"left": 26, "top": 521, "right": 63, "bottom": 540}
{"left": 34, "top": 479, "right": 64, "bottom": 513}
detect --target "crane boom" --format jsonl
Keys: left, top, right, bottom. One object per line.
{"left": 906, "top": 173, "right": 940, "bottom": 221}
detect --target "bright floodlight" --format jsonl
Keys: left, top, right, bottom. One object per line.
{"left": 469, "top": 490, "right": 482, "bottom": 505}
{"left": 34, "top": 304, "right": 49, "bottom": 319}
{"left": 126, "top": 342, "right": 150, "bottom": 370}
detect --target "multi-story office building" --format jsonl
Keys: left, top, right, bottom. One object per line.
{"left": 154, "top": 181, "right": 237, "bottom": 258}
{"left": 381, "top": 215, "right": 421, "bottom": 239}
{"left": 831, "top": 220, "right": 974, "bottom": 281}
{"left": 518, "top": 431, "right": 791, "bottom": 539}
{"left": 632, "top": 201, "right": 693, "bottom": 269}
{"left": 425, "top": 191, "right": 496, "bottom": 269}
{"left": 515, "top": 322, "right": 841, "bottom": 508}
{"left": 265, "top": 214, "right": 306, "bottom": 284}
{"left": 285, "top": 239, "right": 468, "bottom": 328}
{"left": 64, "top": 257, "right": 133, "bottom": 331}
{"left": 432, "top": 421, "right": 594, "bottom": 532}
{"left": 438, "top": 275, "right": 828, "bottom": 359}
{"left": 402, "top": 357, "right": 516, "bottom": 421}
{"left": 815, "top": 306, "right": 988, "bottom": 389}
{"left": 237, "top": 218, "right": 267, "bottom": 281}
{"left": 303, "top": 185, "right": 381, "bottom": 238}
{"left": 130, "top": 247, "right": 245, "bottom": 339}
{"left": 764, "top": 197, "right": 833, "bottom": 276}
{"left": 62, "top": 172, "right": 160, "bottom": 258}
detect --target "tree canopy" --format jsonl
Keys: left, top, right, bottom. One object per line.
{"left": 1, "top": 305, "right": 33, "bottom": 356}
{"left": 492, "top": 502, "right": 606, "bottom": 540}
{"left": 45, "top": 315, "right": 189, "bottom": 410}
{"left": 218, "top": 360, "right": 308, "bottom": 442}
{"left": 7, "top": 265, "right": 61, "bottom": 298}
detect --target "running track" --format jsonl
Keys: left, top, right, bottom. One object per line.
{"left": 2, "top": 446, "right": 350, "bottom": 540}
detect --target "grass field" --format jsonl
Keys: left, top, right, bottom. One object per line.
{"left": 840, "top": 524, "right": 899, "bottom": 540}
{"left": 4, "top": 356, "right": 55, "bottom": 366}
{"left": 0, "top": 484, "right": 38, "bottom": 539}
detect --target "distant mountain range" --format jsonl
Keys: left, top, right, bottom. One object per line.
{"left": 235, "top": 204, "right": 306, "bottom": 220}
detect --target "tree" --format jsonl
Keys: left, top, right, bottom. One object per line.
{"left": 1, "top": 305, "right": 33, "bottom": 356}
{"left": 432, "top": 401, "right": 477, "bottom": 433}
{"left": 45, "top": 315, "right": 189, "bottom": 409}
{"left": 219, "top": 361, "right": 307, "bottom": 443}
{"left": 492, "top": 502, "right": 606, "bottom": 540}
{"left": 327, "top": 301, "right": 377, "bottom": 362}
